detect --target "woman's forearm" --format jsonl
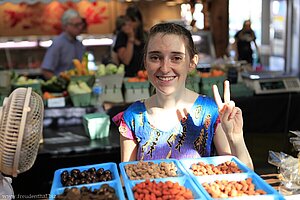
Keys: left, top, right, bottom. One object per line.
{"left": 227, "top": 133, "right": 254, "bottom": 170}
{"left": 120, "top": 38, "right": 135, "bottom": 65}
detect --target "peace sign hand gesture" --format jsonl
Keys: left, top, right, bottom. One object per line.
{"left": 213, "top": 80, "right": 243, "bottom": 139}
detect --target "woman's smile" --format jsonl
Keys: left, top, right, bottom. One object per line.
{"left": 156, "top": 75, "right": 176, "bottom": 82}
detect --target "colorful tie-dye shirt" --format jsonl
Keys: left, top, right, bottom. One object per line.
{"left": 113, "top": 95, "right": 220, "bottom": 160}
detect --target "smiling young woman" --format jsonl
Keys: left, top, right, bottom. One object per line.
{"left": 113, "top": 22, "right": 253, "bottom": 170}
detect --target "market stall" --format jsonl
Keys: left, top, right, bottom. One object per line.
{"left": 1, "top": 1, "right": 300, "bottom": 200}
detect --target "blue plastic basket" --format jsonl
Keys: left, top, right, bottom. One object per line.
{"left": 50, "top": 162, "right": 125, "bottom": 200}
{"left": 179, "top": 155, "right": 252, "bottom": 177}
{"left": 125, "top": 176, "right": 206, "bottom": 200}
{"left": 193, "top": 172, "right": 285, "bottom": 200}
{"left": 50, "top": 181, "right": 125, "bottom": 200}
{"left": 119, "top": 159, "right": 188, "bottom": 182}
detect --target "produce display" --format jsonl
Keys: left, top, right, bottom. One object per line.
{"left": 12, "top": 75, "right": 43, "bottom": 95}
{"left": 200, "top": 68, "right": 225, "bottom": 78}
{"left": 42, "top": 76, "right": 68, "bottom": 92}
{"left": 72, "top": 52, "right": 89, "bottom": 76}
{"left": 96, "top": 63, "right": 125, "bottom": 76}
{"left": 14, "top": 75, "right": 41, "bottom": 85}
{"left": 67, "top": 80, "right": 92, "bottom": 95}
{"left": 55, "top": 184, "right": 118, "bottom": 200}
{"left": 59, "top": 53, "right": 94, "bottom": 80}
{"left": 127, "top": 70, "right": 148, "bottom": 82}
{"left": 6, "top": 63, "right": 232, "bottom": 108}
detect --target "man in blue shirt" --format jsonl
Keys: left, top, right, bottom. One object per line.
{"left": 41, "top": 9, "right": 86, "bottom": 80}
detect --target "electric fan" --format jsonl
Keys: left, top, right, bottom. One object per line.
{"left": 0, "top": 87, "right": 44, "bottom": 196}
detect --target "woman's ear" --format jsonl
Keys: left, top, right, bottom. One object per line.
{"left": 189, "top": 54, "right": 199, "bottom": 72}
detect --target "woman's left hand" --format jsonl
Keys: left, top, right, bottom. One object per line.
{"left": 213, "top": 80, "right": 243, "bottom": 138}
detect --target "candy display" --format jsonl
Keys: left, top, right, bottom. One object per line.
{"left": 50, "top": 157, "right": 285, "bottom": 199}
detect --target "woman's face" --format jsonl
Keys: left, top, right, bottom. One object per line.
{"left": 145, "top": 33, "right": 195, "bottom": 96}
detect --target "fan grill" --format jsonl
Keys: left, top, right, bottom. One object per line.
{"left": 0, "top": 88, "right": 44, "bottom": 176}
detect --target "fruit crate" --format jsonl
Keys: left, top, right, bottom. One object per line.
{"left": 0, "top": 70, "right": 11, "bottom": 95}
{"left": 96, "top": 73, "right": 125, "bottom": 89}
{"left": 95, "top": 73, "right": 125, "bottom": 103}
{"left": 124, "top": 79, "right": 150, "bottom": 103}
{"left": 50, "top": 162, "right": 125, "bottom": 200}
{"left": 230, "top": 83, "right": 254, "bottom": 97}
{"left": 200, "top": 75, "right": 226, "bottom": 97}
{"left": 186, "top": 75, "right": 201, "bottom": 93}
{"left": 0, "top": 95, "right": 6, "bottom": 106}
{"left": 70, "top": 75, "right": 95, "bottom": 87}
{"left": 12, "top": 83, "right": 42, "bottom": 96}
{"left": 82, "top": 112, "right": 110, "bottom": 139}
{"left": 69, "top": 92, "right": 91, "bottom": 107}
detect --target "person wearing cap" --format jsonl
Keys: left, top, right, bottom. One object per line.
{"left": 41, "top": 9, "right": 86, "bottom": 80}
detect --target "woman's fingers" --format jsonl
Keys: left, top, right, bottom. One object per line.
{"left": 229, "top": 107, "right": 241, "bottom": 120}
{"left": 176, "top": 109, "right": 188, "bottom": 121}
{"left": 213, "top": 84, "right": 223, "bottom": 111}
{"left": 222, "top": 101, "right": 234, "bottom": 120}
{"left": 224, "top": 80, "right": 231, "bottom": 104}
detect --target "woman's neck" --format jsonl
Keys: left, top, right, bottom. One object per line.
{"left": 150, "top": 88, "right": 193, "bottom": 111}
{"left": 145, "top": 89, "right": 197, "bottom": 131}
{"left": 157, "top": 92, "right": 182, "bottom": 109}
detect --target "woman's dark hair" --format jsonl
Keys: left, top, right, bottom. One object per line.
{"left": 126, "top": 5, "right": 146, "bottom": 43}
{"left": 126, "top": 5, "right": 143, "bottom": 23}
{"left": 114, "top": 15, "right": 126, "bottom": 34}
{"left": 144, "top": 23, "right": 197, "bottom": 59}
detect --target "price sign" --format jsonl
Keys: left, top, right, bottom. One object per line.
{"left": 47, "top": 97, "right": 65, "bottom": 108}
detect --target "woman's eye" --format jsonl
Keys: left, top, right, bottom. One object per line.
{"left": 149, "top": 55, "right": 160, "bottom": 61}
{"left": 172, "top": 56, "right": 183, "bottom": 62}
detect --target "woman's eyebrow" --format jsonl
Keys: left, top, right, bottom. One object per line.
{"left": 148, "top": 51, "right": 185, "bottom": 55}
{"left": 148, "top": 51, "right": 160, "bottom": 54}
{"left": 171, "top": 52, "right": 185, "bottom": 55}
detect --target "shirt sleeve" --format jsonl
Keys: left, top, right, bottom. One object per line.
{"left": 41, "top": 41, "right": 60, "bottom": 72}
{"left": 112, "top": 111, "right": 136, "bottom": 140}
{"left": 113, "top": 32, "right": 127, "bottom": 52}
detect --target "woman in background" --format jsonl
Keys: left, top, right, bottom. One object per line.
{"left": 113, "top": 5, "right": 147, "bottom": 77}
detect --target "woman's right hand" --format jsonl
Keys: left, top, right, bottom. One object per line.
{"left": 213, "top": 80, "right": 244, "bottom": 139}
{"left": 122, "top": 23, "right": 135, "bottom": 38}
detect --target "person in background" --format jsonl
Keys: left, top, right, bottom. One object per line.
{"left": 233, "top": 20, "right": 259, "bottom": 65}
{"left": 113, "top": 23, "right": 253, "bottom": 170}
{"left": 111, "top": 15, "right": 127, "bottom": 65}
{"left": 113, "top": 5, "right": 147, "bottom": 77}
{"left": 41, "top": 9, "right": 86, "bottom": 80}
